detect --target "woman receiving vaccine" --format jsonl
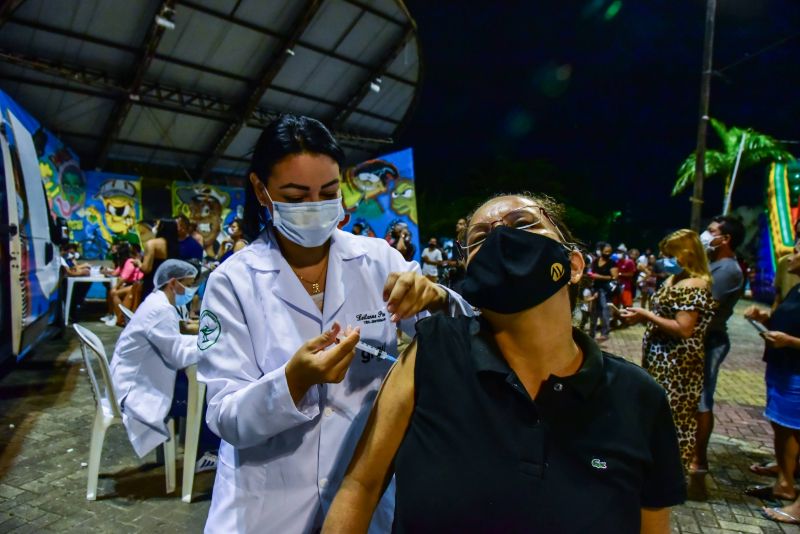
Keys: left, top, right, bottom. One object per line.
{"left": 198, "top": 115, "right": 471, "bottom": 533}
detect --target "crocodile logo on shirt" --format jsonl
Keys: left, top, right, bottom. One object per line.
{"left": 591, "top": 458, "right": 607, "bottom": 470}
{"left": 197, "top": 310, "right": 221, "bottom": 351}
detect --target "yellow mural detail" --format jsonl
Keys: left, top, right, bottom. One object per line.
{"left": 390, "top": 179, "right": 417, "bottom": 224}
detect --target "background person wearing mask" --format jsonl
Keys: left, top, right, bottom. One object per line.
{"left": 621, "top": 230, "right": 717, "bottom": 471}
{"left": 691, "top": 215, "right": 744, "bottom": 475}
{"left": 109, "top": 260, "right": 212, "bottom": 460}
{"left": 198, "top": 115, "right": 471, "bottom": 533}
{"left": 324, "top": 193, "right": 686, "bottom": 534}
{"left": 616, "top": 244, "right": 637, "bottom": 308}
{"left": 588, "top": 242, "right": 618, "bottom": 342}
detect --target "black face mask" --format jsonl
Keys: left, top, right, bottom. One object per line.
{"left": 462, "top": 226, "right": 571, "bottom": 314}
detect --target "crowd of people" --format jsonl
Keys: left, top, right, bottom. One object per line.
{"left": 61, "top": 214, "right": 251, "bottom": 323}
{"left": 69, "top": 113, "right": 800, "bottom": 531}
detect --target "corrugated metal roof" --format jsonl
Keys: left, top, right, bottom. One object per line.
{"left": 0, "top": 0, "right": 420, "bottom": 177}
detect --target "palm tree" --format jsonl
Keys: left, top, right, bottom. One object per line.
{"left": 672, "top": 119, "right": 795, "bottom": 214}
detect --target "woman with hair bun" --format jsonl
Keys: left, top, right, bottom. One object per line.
{"left": 198, "top": 114, "right": 471, "bottom": 533}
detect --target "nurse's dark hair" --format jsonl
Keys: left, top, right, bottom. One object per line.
{"left": 243, "top": 114, "right": 346, "bottom": 239}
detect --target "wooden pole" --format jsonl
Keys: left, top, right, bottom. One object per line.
{"left": 690, "top": 0, "right": 717, "bottom": 231}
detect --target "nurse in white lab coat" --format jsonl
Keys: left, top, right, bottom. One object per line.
{"left": 110, "top": 259, "right": 200, "bottom": 457}
{"left": 198, "top": 115, "right": 472, "bottom": 533}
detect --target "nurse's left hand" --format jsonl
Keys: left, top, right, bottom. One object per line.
{"left": 383, "top": 272, "right": 447, "bottom": 322}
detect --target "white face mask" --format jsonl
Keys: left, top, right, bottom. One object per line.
{"left": 265, "top": 189, "right": 344, "bottom": 248}
{"left": 700, "top": 230, "right": 718, "bottom": 252}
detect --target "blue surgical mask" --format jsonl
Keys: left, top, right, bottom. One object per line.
{"left": 175, "top": 282, "right": 197, "bottom": 307}
{"left": 265, "top": 189, "right": 344, "bottom": 248}
{"left": 662, "top": 257, "right": 683, "bottom": 275}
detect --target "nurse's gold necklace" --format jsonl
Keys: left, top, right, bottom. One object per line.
{"left": 292, "top": 256, "right": 328, "bottom": 295}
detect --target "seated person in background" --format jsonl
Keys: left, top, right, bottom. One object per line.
{"left": 324, "top": 193, "right": 686, "bottom": 534}
{"left": 110, "top": 259, "right": 218, "bottom": 470}
{"left": 61, "top": 243, "right": 90, "bottom": 275}
{"left": 60, "top": 243, "right": 91, "bottom": 319}
{"left": 102, "top": 243, "right": 145, "bottom": 326}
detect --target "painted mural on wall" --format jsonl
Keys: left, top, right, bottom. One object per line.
{"left": 57, "top": 172, "right": 143, "bottom": 260}
{"left": 340, "top": 148, "right": 420, "bottom": 262}
{"left": 37, "top": 130, "right": 84, "bottom": 220}
{"left": 171, "top": 181, "right": 245, "bottom": 257}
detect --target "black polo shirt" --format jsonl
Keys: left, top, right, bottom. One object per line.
{"left": 393, "top": 315, "right": 686, "bottom": 534}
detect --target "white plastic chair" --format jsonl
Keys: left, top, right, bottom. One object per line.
{"left": 118, "top": 304, "right": 134, "bottom": 324}
{"left": 181, "top": 364, "right": 207, "bottom": 503}
{"left": 73, "top": 324, "right": 176, "bottom": 500}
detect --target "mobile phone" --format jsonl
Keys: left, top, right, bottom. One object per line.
{"left": 748, "top": 319, "right": 768, "bottom": 334}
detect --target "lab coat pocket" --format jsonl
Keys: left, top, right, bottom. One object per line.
{"left": 217, "top": 443, "right": 269, "bottom": 494}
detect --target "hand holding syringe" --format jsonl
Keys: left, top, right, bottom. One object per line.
{"left": 337, "top": 328, "right": 398, "bottom": 363}
{"left": 350, "top": 338, "right": 398, "bottom": 363}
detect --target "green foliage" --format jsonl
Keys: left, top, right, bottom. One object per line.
{"left": 672, "top": 118, "right": 794, "bottom": 196}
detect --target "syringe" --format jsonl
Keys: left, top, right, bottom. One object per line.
{"left": 355, "top": 340, "right": 397, "bottom": 363}
{"left": 337, "top": 336, "right": 397, "bottom": 363}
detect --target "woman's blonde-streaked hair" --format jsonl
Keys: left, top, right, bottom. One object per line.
{"left": 659, "top": 229, "right": 712, "bottom": 284}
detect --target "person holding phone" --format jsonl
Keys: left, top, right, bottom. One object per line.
{"left": 744, "top": 240, "right": 800, "bottom": 525}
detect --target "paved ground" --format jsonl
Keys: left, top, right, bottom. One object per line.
{"left": 0, "top": 300, "right": 798, "bottom": 533}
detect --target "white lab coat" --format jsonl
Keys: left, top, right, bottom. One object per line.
{"left": 198, "top": 228, "right": 472, "bottom": 534}
{"left": 110, "top": 290, "right": 199, "bottom": 457}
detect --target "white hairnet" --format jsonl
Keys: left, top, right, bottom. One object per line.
{"left": 154, "top": 259, "right": 198, "bottom": 289}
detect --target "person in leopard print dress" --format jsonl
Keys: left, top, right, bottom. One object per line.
{"left": 621, "top": 229, "right": 717, "bottom": 470}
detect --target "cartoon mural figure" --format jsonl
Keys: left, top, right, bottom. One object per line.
{"left": 340, "top": 148, "right": 420, "bottom": 262}
{"left": 85, "top": 179, "right": 140, "bottom": 254}
{"left": 53, "top": 161, "right": 85, "bottom": 218}
{"left": 35, "top": 128, "right": 86, "bottom": 220}
{"left": 176, "top": 185, "right": 230, "bottom": 257}
{"left": 341, "top": 159, "right": 399, "bottom": 218}
{"left": 390, "top": 178, "right": 417, "bottom": 225}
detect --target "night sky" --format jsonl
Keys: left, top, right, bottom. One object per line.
{"left": 399, "top": 0, "right": 800, "bottom": 247}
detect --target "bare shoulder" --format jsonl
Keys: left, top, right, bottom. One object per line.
{"left": 675, "top": 277, "right": 708, "bottom": 289}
